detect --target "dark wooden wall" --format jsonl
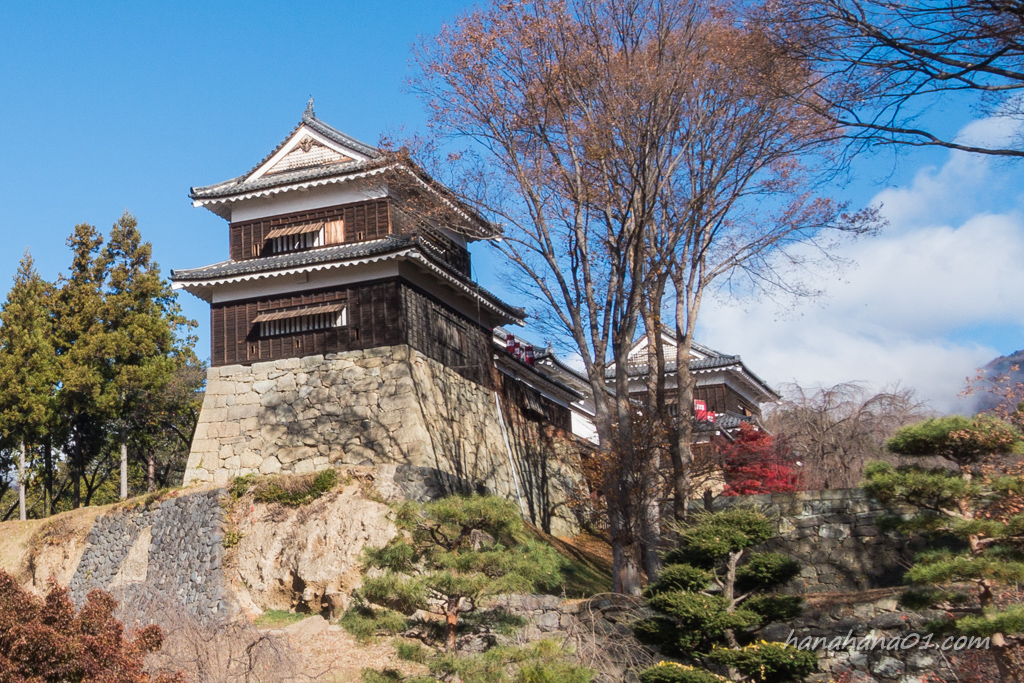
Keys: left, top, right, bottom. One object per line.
{"left": 210, "top": 280, "right": 402, "bottom": 366}
{"left": 499, "top": 373, "right": 572, "bottom": 432}
{"left": 399, "top": 284, "right": 493, "bottom": 387}
{"left": 694, "top": 384, "right": 761, "bottom": 418}
{"left": 210, "top": 278, "right": 494, "bottom": 390}
{"left": 228, "top": 199, "right": 392, "bottom": 261}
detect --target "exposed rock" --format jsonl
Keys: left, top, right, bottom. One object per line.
{"left": 229, "top": 479, "right": 397, "bottom": 615}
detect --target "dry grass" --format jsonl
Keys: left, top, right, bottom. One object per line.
{"left": 286, "top": 628, "right": 429, "bottom": 682}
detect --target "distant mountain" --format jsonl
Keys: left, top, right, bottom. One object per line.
{"left": 971, "top": 349, "right": 1024, "bottom": 413}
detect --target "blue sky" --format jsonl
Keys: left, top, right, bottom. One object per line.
{"left": 1, "top": 1, "right": 1022, "bottom": 412}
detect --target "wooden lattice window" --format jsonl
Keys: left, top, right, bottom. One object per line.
{"left": 253, "top": 304, "right": 347, "bottom": 338}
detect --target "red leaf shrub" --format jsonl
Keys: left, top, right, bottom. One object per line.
{"left": 0, "top": 570, "right": 183, "bottom": 682}
{"left": 720, "top": 423, "right": 801, "bottom": 496}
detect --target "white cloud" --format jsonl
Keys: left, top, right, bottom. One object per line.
{"left": 696, "top": 122, "right": 1024, "bottom": 414}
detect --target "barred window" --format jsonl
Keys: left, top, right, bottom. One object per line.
{"left": 253, "top": 303, "right": 346, "bottom": 338}
{"left": 263, "top": 223, "right": 325, "bottom": 255}
{"left": 271, "top": 227, "right": 323, "bottom": 254}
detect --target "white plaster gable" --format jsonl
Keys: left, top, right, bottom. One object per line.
{"left": 625, "top": 330, "right": 709, "bottom": 363}
{"left": 246, "top": 124, "right": 373, "bottom": 184}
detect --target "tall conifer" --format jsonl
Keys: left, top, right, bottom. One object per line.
{"left": 101, "top": 212, "right": 195, "bottom": 499}
{"left": 54, "top": 224, "right": 110, "bottom": 509}
{"left": 0, "top": 252, "right": 59, "bottom": 519}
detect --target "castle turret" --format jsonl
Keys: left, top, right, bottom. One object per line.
{"left": 171, "top": 105, "right": 585, "bottom": 536}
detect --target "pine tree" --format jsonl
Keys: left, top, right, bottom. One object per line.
{"left": 100, "top": 212, "right": 196, "bottom": 500}
{"left": 53, "top": 224, "right": 110, "bottom": 509}
{"left": 866, "top": 415, "right": 1024, "bottom": 682}
{"left": 635, "top": 508, "right": 815, "bottom": 683}
{"left": 0, "top": 252, "right": 59, "bottom": 520}
{"left": 355, "top": 495, "right": 565, "bottom": 651}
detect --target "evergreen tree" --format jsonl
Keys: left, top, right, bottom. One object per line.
{"left": 0, "top": 252, "right": 59, "bottom": 519}
{"left": 100, "top": 212, "right": 196, "bottom": 499}
{"left": 53, "top": 224, "right": 111, "bottom": 509}
{"left": 866, "top": 415, "right": 1024, "bottom": 682}
{"left": 635, "top": 508, "right": 815, "bottom": 683}
{"left": 355, "top": 495, "right": 565, "bottom": 651}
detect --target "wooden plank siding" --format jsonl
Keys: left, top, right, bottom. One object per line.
{"left": 228, "top": 199, "right": 392, "bottom": 261}
{"left": 399, "top": 284, "right": 494, "bottom": 388}
{"left": 210, "top": 280, "right": 402, "bottom": 366}
{"left": 209, "top": 279, "right": 493, "bottom": 389}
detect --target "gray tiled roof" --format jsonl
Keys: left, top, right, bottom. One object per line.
{"left": 170, "top": 236, "right": 412, "bottom": 280}
{"left": 190, "top": 109, "right": 382, "bottom": 201}
{"left": 190, "top": 158, "right": 382, "bottom": 200}
{"left": 694, "top": 410, "right": 756, "bottom": 433}
{"left": 170, "top": 236, "right": 525, "bottom": 320}
{"left": 606, "top": 354, "right": 743, "bottom": 378}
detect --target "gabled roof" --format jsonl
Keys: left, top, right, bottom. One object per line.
{"left": 189, "top": 102, "right": 500, "bottom": 240}
{"left": 190, "top": 101, "right": 384, "bottom": 216}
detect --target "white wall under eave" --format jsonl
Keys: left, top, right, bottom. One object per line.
{"left": 571, "top": 409, "right": 599, "bottom": 444}
{"left": 209, "top": 260, "right": 401, "bottom": 304}
{"left": 227, "top": 180, "right": 388, "bottom": 223}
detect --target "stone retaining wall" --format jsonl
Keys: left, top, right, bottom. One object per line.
{"left": 762, "top": 590, "right": 958, "bottom": 683}
{"left": 501, "top": 592, "right": 958, "bottom": 683}
{"left": 185, "top": 345, "right": 586, "bottom": 535}
{"left": 69, "top": 489, "right": 231, "bottom": 622}
{"left": 714, "top": 488, "right": 925, "bottom": 593}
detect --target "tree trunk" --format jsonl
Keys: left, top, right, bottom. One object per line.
{"left": 444, "top": 600, "right": 459, "bottom": 652}
{"left": 723, "top": 550, "right": 742, "bottom": 648}
{"left": 990, "top": 633, "right": 1020, "bottom": 683}
{"left": 120, "top": 431, "right": 128, "bottom": 500}
{"left": 147, "top": 448, "right": 156, "bottom": 493}
{"left": 43, "top": 435, "right": 52, "bottom": 517}
{"left": 73, "top": 434, "right": 81, "bottom": 510}
{"left": 18, "top": 440, "right": 27, "bottom": 522}
{"left": 673, "top": 323, "right": 698, "bottom": 519}
{"left": 612, "top": 535, "right": 643, "bottom": 596}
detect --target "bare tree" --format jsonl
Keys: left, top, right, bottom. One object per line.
{"left": 765, "top": 382, "right": 931, "bottom": 488}
{"left": 413, "top": 0, "right": 709, "bottom": 595}
{"left": 639, "top": 13, "right": 879, "bottom": 517}
{"left": 412, "top": 0, "right": 876, "bottom": 593}
{"left": 767, "top": 0, "right": 1024, "bottom": 157}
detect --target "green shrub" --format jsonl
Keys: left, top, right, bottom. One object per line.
{"left": 394, "top": 640, "right": 428, "bottom": 663}
{"left": 230, "top": 473, "right": 257, "bottom": 500}
{"left": 705, "top": 641, "right": 816, "bottom": 683}
{"left": 361, "top": 668, "right": 404, "bottom": 683}
{"left": 221, "top": 529, "right": 242, "bottom": 549}
{"left": 341, "top": 605, "right": 409, "bottom": 643}
{"left": 638, "top": 662, "right": 729, "bottom": 683}
{"left": 743, "top": 594, "right": 804, "bottom": 624}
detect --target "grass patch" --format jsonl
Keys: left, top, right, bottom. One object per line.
{"left": 525, "top": 528, "right": 613, "bottom": 597}
{"left": 254, "top": 609, "right": 309, "bottom": 629}
{"left": 230, "top": 469, "right": 338, "bottom": 507}
{"left": 222, "top": 529, "right": 243, "bottom": 549}
{"left": 341, "top": 605, "right": 409, "bottom": 643}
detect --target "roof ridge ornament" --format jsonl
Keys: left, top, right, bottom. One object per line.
{"left": 303, "top": 96, "right": 315, "bottom": 122}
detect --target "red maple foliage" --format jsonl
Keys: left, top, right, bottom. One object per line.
{"left": 0, "top": 570, "right": 183, "bottom": 683}
{"left": 720, "top": 423, "right": 802, "bottom": 496}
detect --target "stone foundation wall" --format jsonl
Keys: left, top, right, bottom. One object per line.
{"left": 185, "top": 346, "right": 586, "bottom": 535}
{"left": 714, "top": 489, "right": 925, "bottom": 593}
